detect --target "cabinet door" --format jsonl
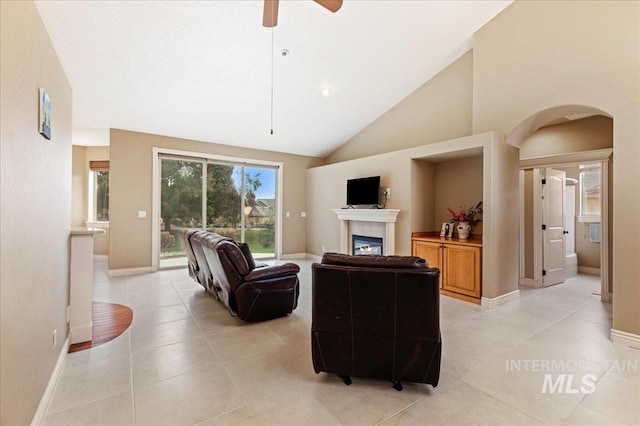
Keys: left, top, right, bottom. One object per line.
{"left": 442, "top": 244, "right": 481, "bottom": 297}
{"left": 412, "top": 241, "right": 442, "bottom": 287}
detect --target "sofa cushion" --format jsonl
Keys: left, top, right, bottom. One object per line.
{"left": 321, "top": 252, "right": 427, "bottom": 269}
{"left": 237, "top": 242, "right": 257, "bottom": 271}
{"left": 216, "top": 240, "right": 251, "bottom": 276}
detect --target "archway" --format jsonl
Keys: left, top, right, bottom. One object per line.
{"left": 507, "top": 105, "right": 613, "bottom": 303}
{"left": 505, "top": 104, "right": 611, "bottom": 148}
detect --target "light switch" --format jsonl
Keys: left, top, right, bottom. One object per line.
{"left": 286, "top": 212, "right": 290, "bottom": 218}
{"left": 301, "top": 212, "right": 306, "bottom": 218}
{"left": 138, "top": 210, "right": 147, "bottom": 218}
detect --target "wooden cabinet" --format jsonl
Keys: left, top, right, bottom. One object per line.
{"left": 412, "top": 232, "right": 482, "bottom": 304}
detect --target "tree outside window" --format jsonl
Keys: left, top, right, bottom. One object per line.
{"left": 95, "top": 170, "right": 109, "bottom": 221}
{"left": 89, "top": 160, "right": 109, "bottom": 223}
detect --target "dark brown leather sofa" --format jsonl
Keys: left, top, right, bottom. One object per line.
{"left": 179, "top": 229, "right": 300, "bottom": 321}
{"left": 312, "top": 252, "right": 441, "bottom": 391}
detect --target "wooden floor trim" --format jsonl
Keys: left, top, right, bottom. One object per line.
{"left": 69, "top": 302, "right": 133, "bottom": 353}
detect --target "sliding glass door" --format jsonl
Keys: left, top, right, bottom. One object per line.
{"left": 159, "top": 157, "right": 204, "bottom": 268}
{"left": 159, "top": 155, "right": 277, "bottom": 269}
{"left": 238, "top": 165, "right": 277, "bottom": 259}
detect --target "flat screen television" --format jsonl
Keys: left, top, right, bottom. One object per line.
{"left": 347, "top": 176, "right": 380, "bottom": 206}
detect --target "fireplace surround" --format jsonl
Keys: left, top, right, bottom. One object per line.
{"left": 332, "top": 209, "right": 400, "bottom": 255}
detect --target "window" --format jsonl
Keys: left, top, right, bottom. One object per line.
{"left": 579, "top": 163, "right": 601, "bottom": 221}
{"left": 88, "top": 160, "right": 109, "bottom": 223}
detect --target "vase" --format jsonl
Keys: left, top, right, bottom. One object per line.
{"left": 457, "top": 221, "right": 471, "bottom": 239}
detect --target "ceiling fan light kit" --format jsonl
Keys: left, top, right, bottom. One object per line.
{"left": 263, "top": 0, "right": 343, "bottom": 27}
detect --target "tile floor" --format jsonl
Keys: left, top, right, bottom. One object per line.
{"left": 43, "top": 259, "right": 639, "bottom": 425}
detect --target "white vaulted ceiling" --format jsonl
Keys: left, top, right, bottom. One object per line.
{"left": 35, "top": 0, "right": 512, "bottom": 157}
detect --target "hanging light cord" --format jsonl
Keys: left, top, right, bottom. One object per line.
{"left": 270, "top": 24, "right": 274, "bottom": 135}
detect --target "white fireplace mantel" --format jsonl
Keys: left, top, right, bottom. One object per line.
{"left": 332, "top": 209, "right": 400, "bottom": 255}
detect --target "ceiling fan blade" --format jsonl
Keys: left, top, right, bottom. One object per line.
{"left": 263, "top": 0, "right": 279, "bottom": 27}
{"left": 313, "top": 0, "right": 343, "bottom": 13}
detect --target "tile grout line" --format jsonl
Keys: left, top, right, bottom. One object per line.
{"left": 126, "top": 274, "right": 138, "bottom": 425}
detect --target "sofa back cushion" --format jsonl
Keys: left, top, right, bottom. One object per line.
{"left": 321, "top": 252, "right": 427, "bottom": 269}
{"left": 311, "top": 259, "right": 441, "bottom": 384}
{"left": 236, "top": 242, "right": 257, "bottom": 271}
{"left": 216, "top": 240, "right": 251, "bottom": 276}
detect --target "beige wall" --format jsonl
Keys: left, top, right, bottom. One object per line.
{"left": 325, "top": 50, "right": 473, "bottom": 164}
{"left": 473, "top": 0, "right": 639, "bottom": 137}
{"left": 71, "top": 146, "right": 87, "bottom": 226}
{"left": 307, "top": 151, "right": 414, "bottom": 257}
{"left": 307, "top": 132, "right": 519, "bottom": 301}
{"left": 71, "top": 146, "right": 110, "bottom": 255}
{"left": 613, "top": 101, "right": 640, "bottom": 338}
{"left": 433, "top": 156, "right": 484, "bottom": 236}
{"left": 0, "top": 1, "right": 73, "bottom": 424}
{"left": 410, "top": 160, "right": 435, "bottom": 233}
{"left": 409, "top": 157, "right": 484, "bottom": 237}
{"left": 520, "top": 116, "right": 613, "bottom": 159}
{"left": 482, "top": 134, "right": 521, "bottom": 300}
{"left": 109, "top": 129, "right": 323, "bottom": 270}
{"left": 471, "top": 0, "right": 637, "bottom": 335}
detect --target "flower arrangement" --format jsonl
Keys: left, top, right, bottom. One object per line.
{"left": 448, "top": 201, "right": 483, "bottom": 225}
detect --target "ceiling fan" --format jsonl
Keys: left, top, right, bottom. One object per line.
{"left": 263, "top": 0, "right": 343, "bottom": 27}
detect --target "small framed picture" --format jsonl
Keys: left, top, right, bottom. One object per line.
{"left": 39, "top": 88, "right": 51, "bottom": 140}
{"left": 440, "top": 222, "right": 454, "bottom": 238}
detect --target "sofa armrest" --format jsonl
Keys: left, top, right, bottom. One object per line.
{"left": 244, "top": 263, "right": 300, "bottom": 282}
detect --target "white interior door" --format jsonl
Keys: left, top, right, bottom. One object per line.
{"left": 542, "top": 168, "right": 566, "bottom": 286}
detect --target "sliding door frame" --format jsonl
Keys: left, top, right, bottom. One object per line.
{"left": 151, "top": 147, "right": 283, "bottom": 272}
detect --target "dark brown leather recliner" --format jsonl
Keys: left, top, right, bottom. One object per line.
{"left": 312, "top": 252, "right": 441, "bottom": 391}
{"left": 187, "top": 230, "right": 300, "bottom": 321}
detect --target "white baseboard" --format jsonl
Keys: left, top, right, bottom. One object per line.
{"left": 280, "top": 253, "right": 322, "bottom": 262}
{"left": 519, "top": 278, "right": 542, "bottom": 288}
{"left": 92, "top": 254, "right": 108, "bottom": 261}
{"left": 108, "top": 266, "right": 153, "bottom": 277}
{"left": 481, "top": 289, "right": 520, "bottom": 308}
{"left": 578, "top": 266, "right": 601, "bottom": 275}
{"left": 31, "top": 336, "right": 69, "bottom": 425}
{"left": 306, "top": 253, "right": 322, "bottom": 262}
{"left": 611, "top": 329, "right": 640, "bottom": 350}
{"left": 280, "top": 253, "right": 307, "bottom": 260}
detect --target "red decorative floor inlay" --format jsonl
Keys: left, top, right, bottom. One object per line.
{"left": 68, "top": 302, "right": 133, "bottom": 353}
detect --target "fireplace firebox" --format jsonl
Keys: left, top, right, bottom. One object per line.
{"left": 352, "top": 235, "right": 383, "bottom": 255}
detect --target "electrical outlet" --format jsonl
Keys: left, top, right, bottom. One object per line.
{"left": 384, "top": 187, "right": 391, "bottom": 199}
{"left": 286, "top": 212, "right": 290, "bottom": 218}
{"left": 52, "top": 329, "right": 57, "bottom": 348}
{"left": 322, "top": 245, "right": 325, "bottom": 252}
{"left": 301, "top": 212, "right": 306, "bottom": 218}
